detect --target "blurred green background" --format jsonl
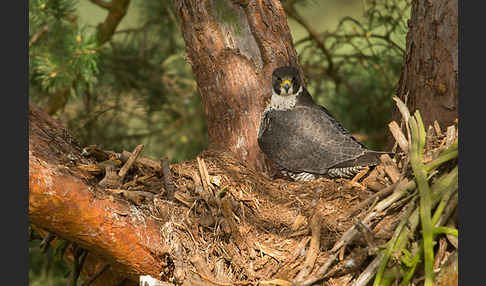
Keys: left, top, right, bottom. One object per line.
{"left": 29, "top": 0, "right": 410, "bottom": 284}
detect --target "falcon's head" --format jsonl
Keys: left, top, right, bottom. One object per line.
{"left": 272, "top": 66, "right": 302, "bottom": 96}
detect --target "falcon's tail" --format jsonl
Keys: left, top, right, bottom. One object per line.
{"left": 333, "top": 150, "right": 394, "bottom": 169}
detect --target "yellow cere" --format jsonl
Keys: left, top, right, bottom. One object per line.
{"left": 281, "top": 80, "right": 292, "bottom": 87}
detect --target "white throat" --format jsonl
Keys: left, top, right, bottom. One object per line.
{"left": 266, "top": 86, "right": 302, "bottom": 112}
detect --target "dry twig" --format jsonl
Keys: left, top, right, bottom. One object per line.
{"left": 161, "top": 156, "right": 175, "bottom": 200}
{"left": 294, "top": 212, "right": 322, "bottom": 281}
{"left": 118, "top": 144, "right": 144, "bottom": 180}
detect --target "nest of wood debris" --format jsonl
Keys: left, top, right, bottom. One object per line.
{"left": 77, "top": 98, "right": 458, "bottom": 286}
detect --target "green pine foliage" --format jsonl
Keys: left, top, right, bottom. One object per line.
{"left": 29, "top": 240, "right": 71, "bottom": 286}
{"left": 30, "top": 0, "right": 99, "bottom": 97}
{"left": 30, "top": 0, "right": 207, "bottom": 162}
{"left": 63, "top": 0, "right": 207, "bottom": 162}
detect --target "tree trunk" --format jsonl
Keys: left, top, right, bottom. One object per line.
{"left": 175, "top": 0, "right": 301, "bottom": 173}
{"left": 394, "top": 0, "right": 458, "bottom": 130}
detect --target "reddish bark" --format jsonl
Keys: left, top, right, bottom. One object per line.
{"left": 175, "top": 0, "right": 302, "bottom": 173}
{"left": 394, "top": 0, "right": 458, "bottom": 129}
{"left": 29, "top": 105, "right": 167, "bottom": 283}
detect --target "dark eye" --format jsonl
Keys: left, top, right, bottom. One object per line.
{"left": 292, "top": 77, "right": 296, "bottom": 82}
{"left": 276, "top": 77, "right": 282, "bottom": 81}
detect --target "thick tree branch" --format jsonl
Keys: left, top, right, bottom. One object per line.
{"left": 29, "top": 104, "right": 168, "bottom": 283}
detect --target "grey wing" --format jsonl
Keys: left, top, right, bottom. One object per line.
{"left": 259, "top": 106, "right": 369, "bottom": 174}
{"left": 257, "top": 111, "right": 270, "bottom": 140}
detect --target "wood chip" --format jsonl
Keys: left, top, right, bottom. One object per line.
{"left": 354, "top": 221, "right": 378, "bottom": 255}
{"left": 290, "top": 215, "right": 308, "bottom": 231}
{"left": 121, "top": 150, "right": 161, "bottom": 171}
{"left": 161, "top": 157, "right": 174, "bottom": 200}
{"left": 294, "top": 212, "right": 322, "bottom": 281}
{"left": 366, "top": 181, "right": 387, "bottom": 192}
{"left": 426, "top": 125, "right": 435, "bottom": 153}
{"left": 433, "top": 120, "right": 442, "bottom": 137}
{"left": 379, "top": 154, "right": 401, "bottom": 183}
{"left": 118, "top": 144, "right": 144, "bottom": 180}
{"left": 196, "top": 156, "right": 212, "bottom": 194}
{"left": 254, "top": 242, "right": 286, "bottom": 262}
{"left": 122, "top": 190, "right": 153, "bottom": 206}
{"left": 173, "top": 192, "right": 195, "bottom": 208}
{"left": 277, "top": 237, "right": 311, "bottom": 277}
{"left": 104, "top": 188, "right": 125, "bottom": 194}
{"left": 98, "top": 166, "right": 121, "bottom": 188}
{"left": 388, "top": 121, "right": 409, "bottom": 153}
{"left": 445, "top": 126, "right": 456, "bottom": 147}
{"left": 190, "top": 254, "right": 216, "bottom": 282}
{"left": 76, "top": 163, "right": 103, "bottom": 174}
{"left": 81, "top": 145, "right": 111, "bottom": 161}
{"left": 434, "top": 237, "right": 448, "bottom": 270}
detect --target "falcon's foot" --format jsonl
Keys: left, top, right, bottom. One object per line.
{"left": 327, "top": 166, "right": 366, "bottom": 179}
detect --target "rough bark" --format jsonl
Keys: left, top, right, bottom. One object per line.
{"left": 29, "top": 104, "right": 168, "bottom": 284}
{"left": 175, "top": 0, "right": 302, "bottom": 173}
{"left": 394, "top": 0, "right": 458, "bottom": 130}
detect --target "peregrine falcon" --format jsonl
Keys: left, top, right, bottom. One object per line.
{"left": 257, "top": 66, "right": 387, "bottom": 181}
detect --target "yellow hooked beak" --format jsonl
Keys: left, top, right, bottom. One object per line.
{"left": 281, "top": 80, "right": 292, "bottom": 93}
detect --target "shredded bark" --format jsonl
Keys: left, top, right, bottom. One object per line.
{"left": 29, "top": 103, "right": 458, "bottom": 285}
